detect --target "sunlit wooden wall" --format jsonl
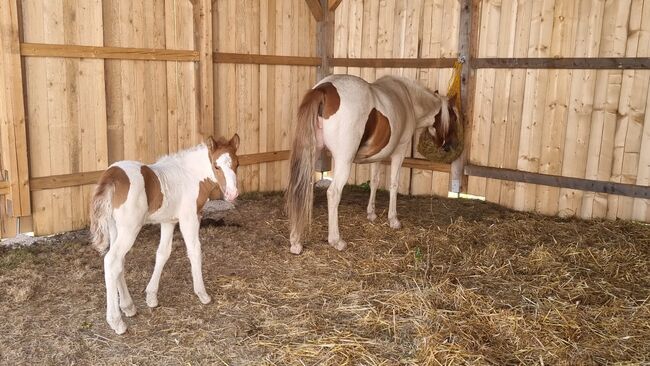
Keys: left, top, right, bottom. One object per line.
{"left": 468, "top": 0, "right": 650, "bottom": 222}
{"left": 213, "top": 0, "right": 318, "bottom": 193}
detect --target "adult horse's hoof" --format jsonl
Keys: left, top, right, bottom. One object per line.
{"left": 329, "top": 239, "right": 347, "bottom": 251}
{"left": 108, "top": 317, "right": 127, "bottom": 335}
{"left": 146, "top": 292, "right": 159, "bottom": 308}
{"left": 121, "top": 303, "right": 137, "bottom": 317}
{"left": 290, "top": 243, "right": 303, "bottom": 255}
{"left": 367, "top": 212, "right": 377, "bottom": 222}
{"left": 197, "top": 292, "right": 212, "bottom": 305}
{"left": 389, "top": 217, "right": 402, "bottom": 229}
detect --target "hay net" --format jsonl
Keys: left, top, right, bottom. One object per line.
{"left": 417, "top": 60, "right": 464, "bottom": 164}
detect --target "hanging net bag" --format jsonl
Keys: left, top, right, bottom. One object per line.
{"left": 417, "top": 60, "right": 464, "bottom": 164}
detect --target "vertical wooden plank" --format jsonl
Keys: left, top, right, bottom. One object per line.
{"left": 347, "top": 0, "right": 363, "bottom": 185}
{"left": 258, "top": 0, "right": 271, "bottom": 191}
{"left": 535, "top": 0, "right": 580, "bottom": 216}
{"left": 513, "top": 0, "right": 555, "bottom": 212}
{"left": 632, "top": 0, "right": 650, "bottom": 222}
{"left": 152, "top": 0, "right": 168, "bottom": 157}
{"left": 196, "top": 0, "right": 214, "bottom": 138}
{"left": 44, "top": 0, "right": 73, "bottom": 233}
{"left": 76, "top": 0, "right": 108, "bottom": 229}
{"left": 484, "top": 0, "right": 517, "bottom": 204}
{"left": 557, "top": 0, "right": 605, "bottom": 218}
{"left": 609, "top": 0, "right": 649, "bottom": 220}
{"left": 581, "top": 0, "right": 631, "bottom": 218}
{"left": 499, "top": 0, "right": 534, "bottom": 209}
{"left": 0, "top": 0, "right": 31, "bottom": 219}
{"left": 410, "top": 0, "right": 437, "bottom": 196}
{"left": 467, "top": 0, "right": 500, "bottom": 199}
{"left": 249, "top": 0, "right": 261, "bottom": 193}
{"left": 103, "top": 0, "right": 124, "bottom": 164}
{"left": 22, "top": 0, "right": 52, "bottom": 235}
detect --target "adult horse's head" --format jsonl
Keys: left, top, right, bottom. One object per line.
{"left": 428, "top": 92, "right": 460, "bottom": 152}
{"left": 206, "top": 134, "right": 240, "bottom": 202}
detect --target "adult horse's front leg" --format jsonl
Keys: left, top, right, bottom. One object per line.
{"left": 179, "top": 214, "right": 211, "bottom": 305}
{"left": 388, "top": 149, "right": 407, "bottom": 229}
{"left": 327, "top": 160, "right": 352, "bottom": 250}
{"left": 366, "top": 162, "right": 380, "bottom": 222}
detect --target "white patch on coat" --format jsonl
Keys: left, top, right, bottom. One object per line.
{"left": 216, "top": 152, "right": 238, "bottom": 200}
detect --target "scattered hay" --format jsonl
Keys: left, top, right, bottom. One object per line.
{"left": 0, "top": 187, "right": 648, "bottom": 365}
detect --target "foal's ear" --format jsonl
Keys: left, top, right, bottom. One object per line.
{"left": 205, "top": 136, "right": 217, "bottom": 151}
{"left": 230, "top": 133, "right": 240, "bottom": 150}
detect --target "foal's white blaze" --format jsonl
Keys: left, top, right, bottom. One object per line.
{"left": 216, "top": 153, "right": 238, "bottom": 201}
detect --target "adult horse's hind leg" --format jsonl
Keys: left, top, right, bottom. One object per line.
{"left": 388, "top": 146, "right": 408, "bottom": 229}
{"left": 145, "top": 222, "right": 176, "bottom": 308}
{"left": 366, "top": 162, "right": 380, "bottom": 222}
{"left": 327, "top": 159, "right": 352, "bottom": 250}
{"left": 179, "top": 214, "right": 211, "bottom": 305}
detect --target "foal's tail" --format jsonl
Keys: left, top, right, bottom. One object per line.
{"left": 90, "top": 179, "right": 114, "bottom": 255}
{"left": 286, "top": 88, "right": 323, "bottom": 242}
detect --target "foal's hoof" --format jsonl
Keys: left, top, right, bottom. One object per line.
{"left": 146, "top": 293, "right": 159, "bottom": 308}
{"left": 389, "top": 217, "right": 402, "bottom": 229}
{"left": 329, "top": 239, "right": 347, "bottom": 251}
{"left": 290, "top": 243, "right": 303, "bottom": 255}
{"left": 108, "top": 317, "right": 127, "bottom": 335}
{"left": 367, "top": 212, "right": 377, "bottom": 222}
{"left": 197, "top": 292, "right": 212, "bottom": 305}
{"left": 121, "top": 303, "right": 137, "bottom": 317}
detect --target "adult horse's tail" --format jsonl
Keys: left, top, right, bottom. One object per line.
{"left": 90, "top": 176, "right": 115, "bottom": 255}
{"left": 286, "top": 88, "right": 323, "bottom": 250}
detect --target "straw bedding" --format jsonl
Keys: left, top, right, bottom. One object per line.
{"left": 0, "top": 187, "right": 648, "bottom": 365}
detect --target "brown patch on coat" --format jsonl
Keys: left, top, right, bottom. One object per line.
{"left": 95, "top": 166, "right": 130, "bottom": 209}
{"left": 356, "top": 108, "right": 391, "bottom": 159}
{"left": 197, "top": 178, "right": 218, "bottom": 213}
{"left": 314, "top": 82, "right": 340, "bottom": 119}
{"left": 140, "top": 166, "right": 164, "bottom": 214}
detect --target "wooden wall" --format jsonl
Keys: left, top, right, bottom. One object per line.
{"left": 332, "top": 0, "right": 461, "bottom": 196}
{"left": 468, "top": 0, "right": 650, "bottom": 222}
{"left": 213, "top": 0, "right": 318, "bottom": 193}
{"left": 20, "top": 0, "right": 200, "bottom": 235}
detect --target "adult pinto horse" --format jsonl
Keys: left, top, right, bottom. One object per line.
{"left": 287, "top": 74, "right": 458, "bottom": 254}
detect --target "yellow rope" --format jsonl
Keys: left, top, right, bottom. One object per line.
{"left": 446, "top": 60, "right": 463, "bottom": 110}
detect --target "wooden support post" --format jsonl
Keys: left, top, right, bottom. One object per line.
{"left": 0, "top": 0, "right": 31, "bottom": 219}
{"left": 450, "top": 0, "right": 480, "bottom": 194}
{"left": 194, "top": 0, "right": 214, "bottom": 138}
{"left": 315, "top": 0, "right": 333, "bottom": 172}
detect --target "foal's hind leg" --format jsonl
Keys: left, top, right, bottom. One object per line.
{"left": 109, "top": 220, "right": 137, "bottom": 317}
{"left": 179, "top": 214, "right": 211, "bottom": 304}
{"left": 145, "top": 222, "right": 176, "bottom": 308}
{"left": 327, "top": 159, "right": 352, "bottom": 251}
{"left": 104, "top": 225, "right": 140, "bottom": 334}
{"left": 366, "top": 162, "right": 380, "bottom": 222}
{"left": 388, "top": 147, "right": 407, "bottom": 229}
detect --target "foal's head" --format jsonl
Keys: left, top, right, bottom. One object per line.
{"left": 428, "top": 92, "right": 460, "bottom": 152}
{"left": 207, "top": 134, "right": 240, "bottom": 202}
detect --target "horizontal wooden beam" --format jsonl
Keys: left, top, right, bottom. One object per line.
{"left": 391, "top": 158, "right": 451, "bottom": 173}
{"left": 214, "top": 52, "right": 321, "bottom": 66}
{"left": 238, "top": 150, "right": 290, "bottom": 165}
{"left": 0, "top": 181, "right": 10, "bottom": 195}
{"left": 465, "top": 165, "right": 650, "bottom": 199}
{"left": 29, "top": 151, "right": 293, "bottom": 191}
{"left": 330, "top": 57, "right": 456, "bottom": 68}
{"left": 472, "top": 57, "right": 650, "bottom": 70}
{"left": 21, "top": 43, "right": 199, "bottom": 61}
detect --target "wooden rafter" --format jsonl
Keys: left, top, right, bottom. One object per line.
{"left": 305, "top": 0, "right": 324, "bottom": 21}
{"left": 328, "top": 0, "right": 343, "bottom": 12}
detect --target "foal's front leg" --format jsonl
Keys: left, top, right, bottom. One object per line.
{"left": 388, "top": 150, "right": 406, "bottom": 229}
{"left": 179, "top": 214, "right": 211, "bottom": 304}
{"left": 145, "top": 222, "right": 176, "bottom": 308}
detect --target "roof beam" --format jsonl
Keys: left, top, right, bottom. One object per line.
{"left": 305, "top": 0, "right": 324, "bottom": 21}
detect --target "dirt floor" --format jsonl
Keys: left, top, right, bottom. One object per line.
{"left": 0, "top": 186, "right": 649, "bottom": 365}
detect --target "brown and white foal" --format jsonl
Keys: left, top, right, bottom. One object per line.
{"left": 90, "top": 135, "right": 240, "bottom": 334}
